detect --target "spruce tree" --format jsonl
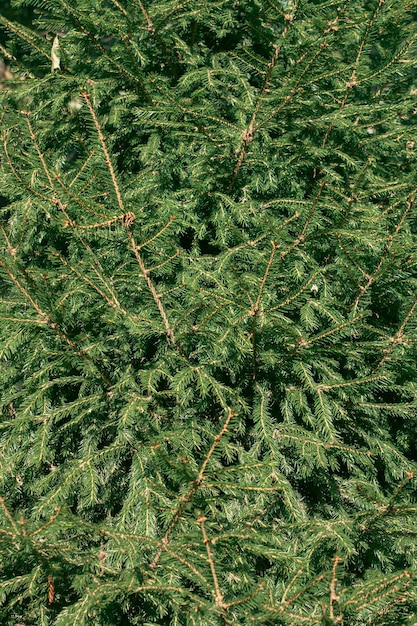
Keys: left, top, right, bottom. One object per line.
{"left": 1, "top": 0, "right": 417, "bottom": 624}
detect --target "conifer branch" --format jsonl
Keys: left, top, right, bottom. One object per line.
{"left": 81, "top": 93, "right": 125, "bottom": 213}
{"left": 29, "top": 508, "right": 61, "bottom": 537}
{"left": 280, "top": 568, "right": 304, "bottom": 605}
{"left": 135, "top": 215, "right": 176, "bottom": 250}
{"left": 47, "top": 574, "right": 55, "bottom": 604}
{"left": 0, "top": 43, "right": 17, "bottom": 63}
{"left": 59, "top": 0, "right": 150, "bottom": 93}
{"left": 358, "top": 33, "right": 417, "bottom": 86}
{"left": 262, "top": 607, "right": 321, "bottom": 623}
{"left": 148, "top": 250, "right": 182, "bottom": 272}
{"left": 129, "top": 232, "right": 176, "bottom": 343}
{"left": 366, "top": 473, "right": 416, "bottom": 526}
{"left": 251, "top": 241, "right": 278, "bottom": 378}
{"left": 280, "top": 573, "right": 327, "bottom": 608}
{"left": 223, "top": 581, "right": 265, "bottom": 610}
{"left": 2, "top": 134, "right": 55, "bottom": 205}
{"left": 154, "top": 86, "right": 237, "bottom": 146}
{"left": 0, "top": 16, "right": 51, "bottom": 62}
{"left": 68, "top": 150, "right": 96, "bottom": 188}
{"left": 345, "top": 571, "right": 411, "bottom": 611}
{"left": 49, "top": 250, "right": 121, "bottom": 309}
{"left": 338, "top": 159, "right": 374, "bottom": 229}
{"left": 192, "top": 304, "right": 228, "bottom": 332}
{"left": 372, "top": 294, "right": 417, "bottom": 374}
{"left": 50, "top": 223, "right": 133, "bottom": 323}
{"left": 321, "top": 0, "right": 386, "bottom": 150}
{"left": 0, "top": 259, "right": 112, "bottom": 386}
{"left": 150, "top": 408, "right": 236, "bottom": 569}
{"left": 329, "top": 555, "right": 341, "bottom": 620}
{"left": 63, "top": 211, "right": 136, "bottom": 230}
{"left": 197, "top": 515, "right": 225, "bottom": 608}
{"left": 350, "top": 196, "right": 415, "bottom": 312}
{"left": 300, "top": 182, "right": 327, "bottom": 238}
{"left": 0, "top": 496, "right": 20, "bottom": 535}
{"left": 21, "top": 113, "right": 84, "bottom": 237}
{"left": 82, "top": 91, "right": 176, "bottom": 343}
{"left": 296, "top": 314, "right": 365, "bottom": 349}
{"left": 231, "top": 265, "right": 255, "bottom": 309}
{"left": 153, "top": 0, "right": 196, "bottom": 32}
{"left": 227, "top": 20, "right": 293, "bottom": 194}
{"left": 0, "top": 316, "right": 47, "bottom": 326}
{"left": 204, "top": 482, "right": 284, "bottom": 492}
{"left": 265, "top": 271, "right": 320, "bottom": 313}
{"left": 253, "top": 242, "right": 278, "bottom": 314}
{"left": 318, "top": 375, "right": 385, "bottom": 391}
{"left": 132, "top": 0, "right": 179, "bottom": 77}
{"left": 110, "top": 0, "right": 128, "bottom": 17}
{"left": 136, "top": 0, "right": 154, "bottom": 31}
{"left": 0, "top": 223, "right": 17, "bottom": 259}
{"left": 0, "top": 260, "right": 50, "bottom": 321}
{"left": 163, "top": 545, "right": 211, "bottom": 587}
{"left": 23, "top": 111, "right": 54, "bottom": 186}
{"left": 260, "top": 39, "right": 329, "bottom": 133}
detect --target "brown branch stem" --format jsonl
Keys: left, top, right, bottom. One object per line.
{"left": 197, "top": 516, "right": 225, "bottom": 608}
{"left": 82, "top": 92, "right": 177, "bottom": 343}
{"left": 150, "top": 408, "right": 236, "bottom": 569}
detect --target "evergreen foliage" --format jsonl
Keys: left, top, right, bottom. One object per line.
{"left": 1, "top": 0, "right": 417, "bottom": 623}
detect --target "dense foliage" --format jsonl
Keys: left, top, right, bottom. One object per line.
{"left": 1, "top": 0, "right": 417, "bottom": 623}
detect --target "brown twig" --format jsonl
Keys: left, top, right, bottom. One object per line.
{"left": 320, "top": 0, "right": 385, "bottom": 151}
{"left": 197, "top": 516, "right": 225, "bottom": 608}
{"left": 329, "top": 556, "right": 341, "bottom": 620}
{"left": 150, "top": 408, "right": 236, "bottom": 569}
{"left": 372, "top": 295, "right": 417, "bottom": 375}
{"left": 82, "top": 92, "right": 177, "bottom": 343}
{"left": 227, "top": 28, "right": 291, "bottom": 194}
{"left": 350, "top": 196, "right": 415, "bottom": 312}
{"left": 251, "top": 241, "right": 278, "bottom": 379}
{"left": 0, "top": 496, "right": 20, "bottom": 534}
{"left": 0, "top": 259, "right": 112, "bottom": 386}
